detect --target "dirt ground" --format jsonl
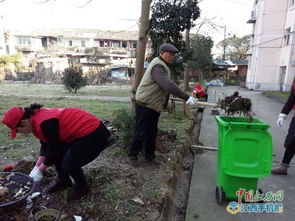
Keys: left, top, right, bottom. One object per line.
{"left": 0, "top": 129, "right": 193, "bottom": 221}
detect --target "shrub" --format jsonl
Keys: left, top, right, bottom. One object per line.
{"left": 112, "top": 108, "right": 135, "bottom": 149}
{"left": 62, "top": 67, "right": 87, "bottom": 93}
{"left": 225, "top": 75, "right": 246, "bottom": 86}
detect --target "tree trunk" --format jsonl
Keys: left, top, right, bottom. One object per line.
{"left": 184, "top": 28, "right": 190, "bottom": 91}
{"left": 131, "top": 0, "right": 152, "bottom": 110}
{"left": 197, "top": 68, "right": 204, "bottom": 83}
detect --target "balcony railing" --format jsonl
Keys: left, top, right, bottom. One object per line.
{"left": 247, "top": 11, "right": 256, "bottom": 24}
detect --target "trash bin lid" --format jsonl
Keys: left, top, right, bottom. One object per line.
{"left": 215, "top": 116, "right": 270, "bottom": 130}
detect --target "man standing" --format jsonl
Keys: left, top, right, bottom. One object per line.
{"left": 272, "top": 77, "right": 295, "bottom": 175}
{"left": 129, "top": 43, "right": 197, "bottom": 167}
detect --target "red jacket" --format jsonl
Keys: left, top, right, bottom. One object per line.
{"left": 193, "top": 83, "right": 206, "bottom": 98}
{"left": 30, "top": 108, "right": 100, "bottom": 143}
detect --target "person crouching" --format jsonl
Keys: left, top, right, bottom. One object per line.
{"left": 2, "top": 103, "right": 111, "bottom": 201}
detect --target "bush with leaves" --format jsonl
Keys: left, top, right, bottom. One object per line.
{"left": 62, "top": 67, "right": 87, "bottom": 93}
{"left": 112, "top": 108, "right": 135, "bottom": 149}
{"left": 149, "top": 0, "right": 200, "bottom": 82}
{"left": 0, "top": 53, "right": 23, "bottom": 81}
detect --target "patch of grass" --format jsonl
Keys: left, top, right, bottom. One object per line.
{"left": 160, "top": 104, "right": 190, "bottom": 128}
{"left": 159, "top": 104, "right": 190, "bottom": 147}
{"left": 80, "top": 195, "right": 97, "bottom": 211}
{"left": 0, "top": 82, "right": 132, "bottom": 97}
{"left": 60, "top": 189, "right": 69, "bottom": 205}
{"left": 0, "top": 95, "right": 128, "bottom": 164}
{"left": 264, "top": 91, "right": 289, "bottom": 100}
{"left": 125, "top": 203, "right": 142, "bottom": 217}
{"left": 112, "top": 108, "right": 135, "bottom": 148}
{"left": 145, "top": 183, "right": 160, "bottom": 200}
{"left": 104, "top": 185, "right": 120, "bottom": 204}
{"left": 110, "top": 146, "right": 128, "bottom": 157}
{"left": 0, "top": 83, "right": 193, "bottom": 220}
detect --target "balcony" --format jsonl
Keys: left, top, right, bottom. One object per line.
{"left": 247, "top": 11, "right": 256, "bottom": 24}
{"left": 14, "top": 44, "right": 34, "bottom": 52}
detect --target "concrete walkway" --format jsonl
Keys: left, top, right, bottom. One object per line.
{"left": 186, "top": 86, "right": 295, "bottom": 221}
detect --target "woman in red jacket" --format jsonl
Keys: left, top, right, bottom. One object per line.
{"left": 192, "top": 82, "right": 208, "bottom": 101}
{"left": 2, "top": 103, "right": 111, "bottom": 200}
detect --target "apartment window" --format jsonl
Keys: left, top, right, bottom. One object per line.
{"left": 122, "top": 41, "right": 127, "bottom": 48}
{"left": 131, "top": 41, "right": 137, "bottom": 48}
{"left": 112, "top": 40, "right": 120, "bottom": 48}
{"left": 16, "top": 36, "right": 32, "bottom": 45}
{"left": 104, "top": 41, "right": 110, "bottom": 47}
{"left": 284, "top": 28, "right": 291, "bottom": 46}
{"left": 57, "top": 37, "right": 63, "bottom": 44}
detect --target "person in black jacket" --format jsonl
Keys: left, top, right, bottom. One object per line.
{"left": 272, "top": 78, "right": 295, "bottom": 175}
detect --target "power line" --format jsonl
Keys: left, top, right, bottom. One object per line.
{"left": 66, "top": 0, "right": 93, "bottom": 8}
{"left": 112, "top": 23, "right": 139, "bottom": 34}
{"left": 32, "top": 0, "right": 53, "bottom": 4}
{"left": 32, "top": 0, "right": 93, "bottom": 8}
{"left": 250, "top": 30, "right": 295, "bottom": 47}
{"left": 224, "top": 0, "right": 250, "bottom": 6}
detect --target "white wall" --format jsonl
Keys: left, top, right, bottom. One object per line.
{"left": 246, "top": 0, "right": 295, "bottom": 91}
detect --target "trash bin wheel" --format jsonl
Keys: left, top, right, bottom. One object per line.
{"left": 216, "top": 186, "right": 224, "bottom": 204}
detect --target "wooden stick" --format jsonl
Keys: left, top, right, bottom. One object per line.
{"left": 169, "top": 97, "right": 216, "bottom": 107}
{"left": 191, "top": 145, "right": 217, "bottom": 151}
{"left": 191, "top": 145, "right": 276, "bottom": 156}
{"left": 194, "top": 101, "right": 216, "bottom": 107}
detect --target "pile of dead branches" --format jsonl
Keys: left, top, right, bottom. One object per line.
{"left": 217, "top": 91, "right": 252, "bottom": 116}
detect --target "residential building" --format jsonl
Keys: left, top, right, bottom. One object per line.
{"left": 246, "top": 0, "right": 295, "bottom": 91}
{"left": 0, "top": 28, "right": 138, "bottom": 75}
{"left": 231, "top": 60, "right": 248, "bottom": 76}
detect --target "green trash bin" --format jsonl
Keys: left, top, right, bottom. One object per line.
{"left": 215, "top": 116, "right": 272, "bottom": 204}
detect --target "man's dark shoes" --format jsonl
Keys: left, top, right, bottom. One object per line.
{"left": 67, "top": 183, "right": 90, "bottom": 201}
{"left": 145, "top": 158, "right": 161, "bottom": 166}
{"left": 46, "top": 179, "right": 72, "bottom": 193}
{"left": 129, "top": 156, "right": 139, "bottom": 167}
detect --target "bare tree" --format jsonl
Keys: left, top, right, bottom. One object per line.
{"left": 184, "top": 28, "right": 190, "bottom": 91}
{"left": 131, "top": 0, "right": 152, "bottom": 109}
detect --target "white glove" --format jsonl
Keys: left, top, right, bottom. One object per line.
{"left": 277, "top": 113, "right": 287, "bottom": 127}
{"left": 29, "top": 166, "right": 43, "bottom": 182}
{"left": 186, "top": 96, "right": 197, "bottom": 105}
{"left": 29, "top": 166, "right": 38, "bottom": 177}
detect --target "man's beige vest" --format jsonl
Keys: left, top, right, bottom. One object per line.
{"left": 136, "top": 57, "right": 170, "bottom": 112}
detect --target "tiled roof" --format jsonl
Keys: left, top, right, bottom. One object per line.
{"left": 231, "top": 60, "right": 248, "bottom": 65}
{"left": 12, "top": 28, "right": 138, "bottom": 40}
{"left": 213, "top": 60, "right": 232, "bottom": 67}
{"left": 213, "top": 60, "right": 248, "bottom": 66}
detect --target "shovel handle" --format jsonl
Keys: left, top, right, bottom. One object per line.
{"left": 170, "top": 97, "right": 216, "bottom": 107}
{"left": 195, "top": 101, "right": 216, "bottom": 107}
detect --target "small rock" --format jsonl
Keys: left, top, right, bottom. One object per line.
{"left": 73, "top": 215, "right": 82, "bottom": 221}
{"left": 31, "top": 192, "right": 41, "bottom": 199}
{"left": 132, "top": 196, "right": 145, "bottom": 206}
